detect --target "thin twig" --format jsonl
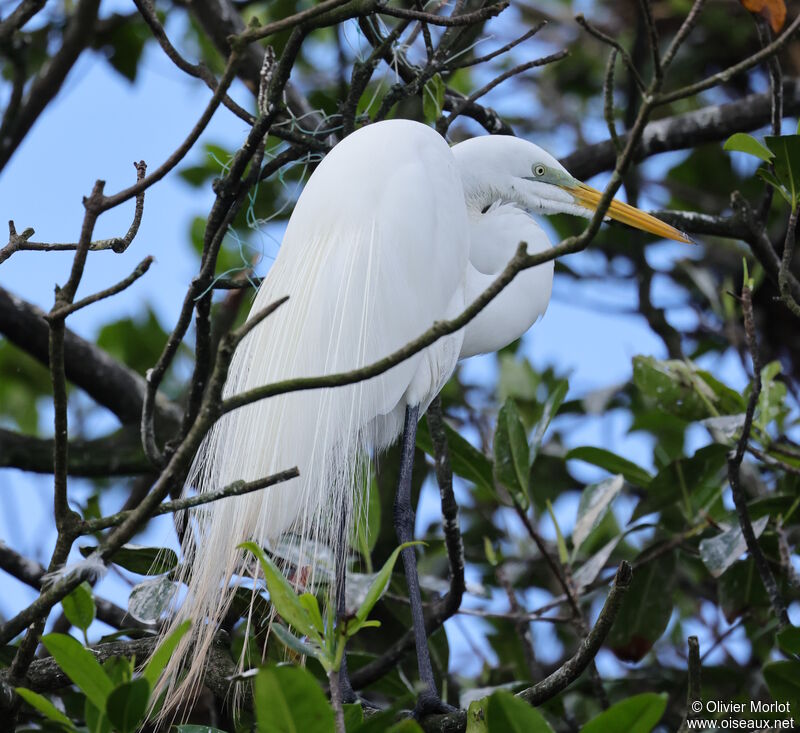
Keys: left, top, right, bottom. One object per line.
{"left": 662, "top": 0, "right": 707, "bottom": 71}
{"left": 132, "top": 0, "right": 254, "bottom": 125}
{"left": 235, "top": 0, "right": 354, "bottom": 43}
{"left": 80, "top": 468, "right": 298, "bottom": 533}
{"left": 657, "top": 12, "right": 800, "bottom": 105}
{"left": 638, "top": 0, "right": 662, "bottom": 83}
{"left": 378, "top": 2, "right": 508, "bottom": 27}
{"left": 98, "top": 53, "right": 241, "bottom": 212}
{"left": 728, "top": 284, "right": 790, "bottom": 627}
{"left": 446, "top": 23, "right": 546, "bottom": 69}
{"left": 575, "top": 14, "right": 646, "bottom": 93}
{"left": 778, "top": 207, "right": 800, "bottom": 318}
{"left": 422, "top": 563, "right": 633, "bottom": 733}
{"left": 514, "top": 505, "right": 609, "bottom": 708}
{"left": 440, "top": 51, "right": 568, "bottom": 133}
{"left": 678, "top": 636, "right": 702, "bottom": 733}
{"left": 603, "top": 49, "right": 621, "bottom": 151}
{"left": 48, "top": 257, "right": 153, "bottom": 320}
{"left": 747, "top": 445, "right": 800, "bottom": 477}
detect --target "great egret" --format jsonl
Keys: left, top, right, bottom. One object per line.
{"left": 158, "top": 119, "right": 688, "bottom": 714}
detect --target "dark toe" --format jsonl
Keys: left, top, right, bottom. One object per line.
{"left": 413, "top": 692, "right": 457, "bottom": 718}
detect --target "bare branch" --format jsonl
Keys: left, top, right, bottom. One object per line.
{"left": 421, "top": 563, "right": 633, "bottom": 732}
{"left": 48, "top": 256, "right": 153, "bottom": 321}
{"left": 561, "top": 80, "right": 800, "bottom": 180}
{"left": 378, "top": 2, "right": 508, "bottom": 27}
{"left": 0, "top": 427, "right": 150, "bottom": 476}
{"left": 657, "top": 12, "right": 800, "bottom": 105}
{"left": 0, "top": 286, "right": 182, "bottom": 428}
{"left": 575, "top": 13, "right": 646, "bottom": 93}
{"left": 728, "top": 284, "right": 790, "bottom": 626}
{"left": 662, "top": 0, "right": 707, "bottom": 71}
{"left": 778, "top": 207, "right": 800, "bottom": 318}
{"left": 80, "top": 467, "right": 299, "bottom": 533}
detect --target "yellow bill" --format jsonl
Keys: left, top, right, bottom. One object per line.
{"left": 568, "top": 181, "right": 692, "bottom": 244}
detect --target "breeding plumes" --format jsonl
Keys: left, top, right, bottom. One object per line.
{"left": 157, "top": 119, "right": 689, "bottom": 713}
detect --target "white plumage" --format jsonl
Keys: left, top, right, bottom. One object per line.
{"left": 157, "top": 119, "right": 688, "bottom": 710}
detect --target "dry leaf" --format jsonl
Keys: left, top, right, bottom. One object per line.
{"left": 740, "top": 0, "right": 787, "bottom": 33}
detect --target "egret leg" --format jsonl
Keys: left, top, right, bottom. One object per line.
{"left": 394, "top": 404, "right": 450, "bottom": 715}
{"left": 335, "top": 501, "right": 358, "bottom": 704}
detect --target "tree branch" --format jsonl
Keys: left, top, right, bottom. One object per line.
{"left": 728, "top": 284, "right": 789, "bottom": 626}
{"left": 0, "top": 287, "right": 182, "bottom": 428}
{"left": 561, "top": 79, "right": 800, "bottom": 180}
{"left": 421, "top": 562, "right": 633, "bottom": 732}
{"left": 0, "top": 427, "right": 150, "bottom": 476}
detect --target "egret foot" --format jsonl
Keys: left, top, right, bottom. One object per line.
{"left": 413, "top": 692, "right": 457, "bottom": 719}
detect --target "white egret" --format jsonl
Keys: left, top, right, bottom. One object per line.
{"left": 158, "top": 119, "right": 688, "bottom": 714}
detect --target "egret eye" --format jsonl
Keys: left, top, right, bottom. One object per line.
{"left": 533, "top": 164, "right": 546, "bottom": 177}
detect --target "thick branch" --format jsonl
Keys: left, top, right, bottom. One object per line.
{"left": 561, "top": 80, "right": 800, "bottom": 180}
{"left": 0, "top": 286, "right": 181, "bottom": 429}
{"left": 0, "top": 427, "right": 150, "bottom": 476}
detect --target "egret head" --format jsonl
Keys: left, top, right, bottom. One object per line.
{"left": 452, "top": 135, "right": 690, "bottom": 243}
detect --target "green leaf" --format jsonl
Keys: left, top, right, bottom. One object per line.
{"left": 545, "top": 500, "right": 569, "bottom": 565}
{"left": 352, "top": 471, "right": 381, "bottom": 559}
{"left": 174, "top": 726, "right": 230, "bottom": 733}
{"left": 757, "top": 360, "right": 788, "bottom": 431}
{"left": 724, "top": 133, "right": 775, "bottom": 163}
{"left": 41, "top": 634, "right": 113, "bottom": 712}
{"left": 699, "top": 516, "right": 769, "bottom": 578}
{"left": 81, "top": 544, "right": 177, "bottom": 576}
{"left": 416, "top": 419, "right": 494, "bottom": 495}
{"left": 529, "top": 379, "right": 569, "bottom": 462}
{"left": 632, "top": 357, "right": 744, "bottom": 423}
{"left": 494, "top": 399, "right": 530, "bottom": 509}
{"left": 105, "top": 678, "right": 150, "bottom": 733}
{"left": 15, "top": 688, "right": 75, "bottom": 728}
{"left": 142, "top": 619, "right": 191, "bottom": 689}
{"left": 386, "top": 721, "right": 424, "bottom": 732}
{"left": 572, "top": 475, "right": 624, "bottom": 553}
{"left": 85, "top": 699, "right": 111, "bottom": 733}
{"left": 718, "top": 558, "right": 770, "bottom": 623}
{"left": 765, "top": 135, "right": 800, "bottom": 207}
{"left": 128, "top": 576, "right": 176, "bottom": 624}
{"left": 271, "top": 623, "right": 322, "bottom": 661}
{"left": 580, "top": 692, "right": 667, "bottom": 733}
{"left": 103, "top": 656, "right": 133, "bottom": 686}
{"left": 566, "top": 447, "right": 652, "bottom": 487}
{"left": 572, "top": 536, "right": 623, "bottom": 591}
{"left": 353, "top": 541, "right": 421, "bottom": 629}
{"left": 254, "top": 666, "right": 334, "bottom": 733}
{"left": 763, "top": 661, "right": 800, "bottom": 723}
{"left": 466, "top": 696, "right": 489, "bottom": 733}
{"left": 485, "top": 690, "right": 555, "bottom": 732}
{"left": 62, "top": 582, "right": 96, "bottom": 633}
{"left": 299, "top": 593, "right": 325, "bottom": 635}
{"left": 240, "top": 541, "right": 317, "bottom": 640}
{"left": 422, "top": 73, "right": 446, "bottom": 123}
{"left": 633, "top": 444, "right": 728, "bottom": 521}
{"left": 343, "top": 702, "right": 363, "bottom": 730}
{"left": 756, "top": 168, "right": 792, "bottom": 204}
{"left": 776, "top": 626, "right": 800, "bottom": 656}
{"left": 607, "top": 553, "right": 676, "bottom": 662}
